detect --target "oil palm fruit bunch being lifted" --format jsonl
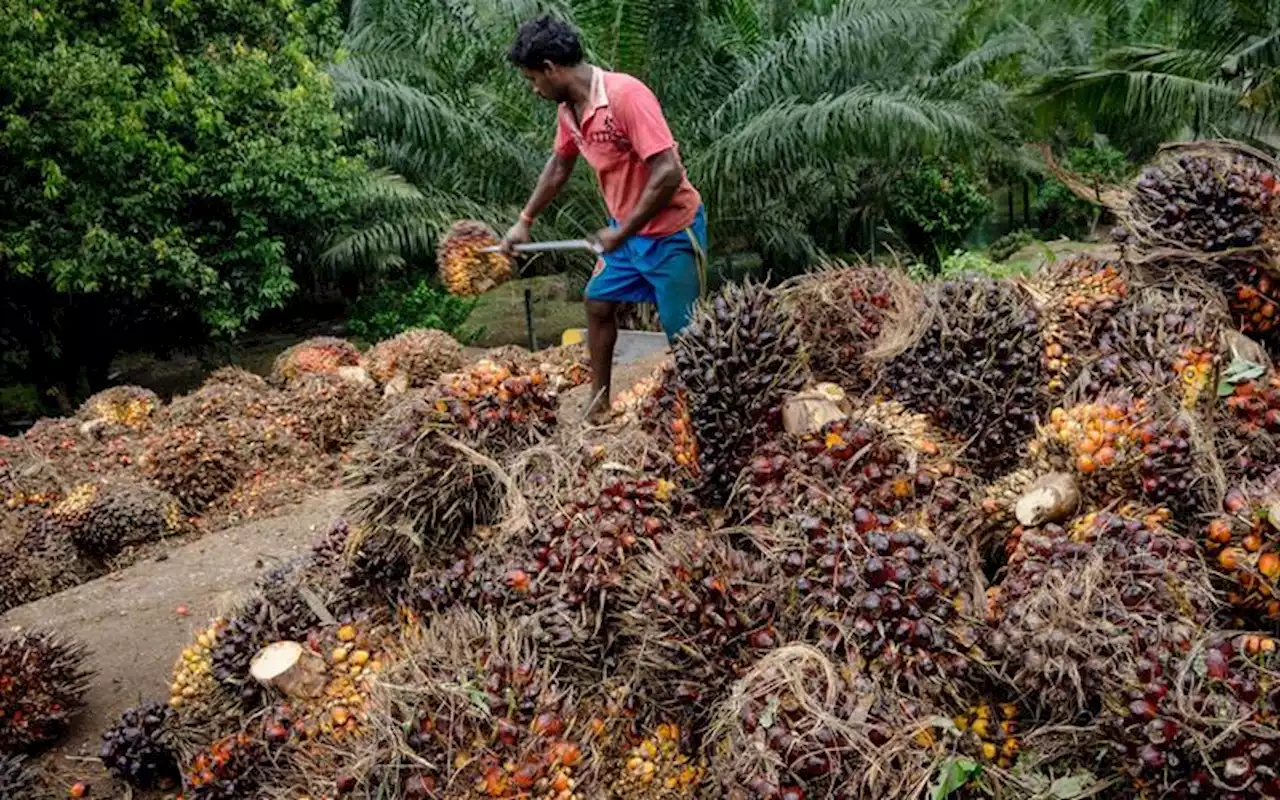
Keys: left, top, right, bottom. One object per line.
{"left": 0, "top": 630, "right": 92, "bottom": 753}
{"left": 881, "top": 276, "right": 1047, "bottom": 478}
{"left": 437, "top": 220, "right": 514, "bottom": 297}
{"left": 674, "top": 280, "right": 807, "bottom": 506}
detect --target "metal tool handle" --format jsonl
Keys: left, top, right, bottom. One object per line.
{"left": 480, "top": 239, "right": 603, "bottom": 255}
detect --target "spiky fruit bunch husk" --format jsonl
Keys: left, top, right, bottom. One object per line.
{"left": 674, "top": 280, "right": 807, "bottom": 506}
{"left": 40, "top": 481, "right": 184, "bottom": 559}
{"left": 1029, "top": 397, "right": 1212, "bottom": 522}
{"left": 951, "top": 699, "right": 1023, "bottom": 770}
{"left": 210, "top": 594, "right": 317, "bottom": 709}
{"left": 781, "top": 263, "right": 908, "bottom": 386}
{"left": 0, "top": 630, "right": 92, "bottom": 753}
{"left": 1207, "top": 480, "right": 1280, "bottom": 625}
{"left": 181, "top": 730, "right": 267, "bottom": 799}
{"left": 355, "top": 610, "right": 596, "bottom": 800}
{"left": 708, "top": 644, "right": 944, "bottom": 800}
{"left": 731, "top": 416, "right": 964, "bottom": 529}
{"left": 0, "top": 520, "right": 83, "bottom": 615}
{"left": 269, "top": 336, "right": 361, "bottom": 385}
{"left": 436, "top": 219, "right": 515, "bottom": 297}
{"left": 618, "top": 531, "right": 782, "bottom": 724}
{"left": 1023, "top": 253, "right": 1130, "bottom": 395}
{"left": 345, "top": 364, "right": 558, "bottom": 561}
{"left": 782, "top": 514, "right": 978, "bottom": 698}
{"left": 986, "top": 509, "right": 1213, "bottom": 722}
{"left": 612, "top": 723, "right": 706, "bottom": 799}
{"left": 881, "top": 276, "right": 1047, "bottom": 478}
{"left": 1099, "top": 633, "right": 1280, "bottom": 799}
{"left": 76, "top": 385, "right": 161, "bottom": 431}
{"left": 1081, "top": 283, "right": 1227, "bottom": 408}
{"left": 0, "top": 754, "right": 47, "bottom": 800}
{"left": 280, "top": 372, "right": 381, "bottom": 453}
{"left": 1123, "top": 150, "right": 1276, "bottom": 253}
{"left": 201, "top": 366, "right": 268, "bottom": 394}
{"left": 99, "top": 701, "right": 181, "bottom": 789}
{"left": 362, "top": 327, "right": 466, "bottom": 388}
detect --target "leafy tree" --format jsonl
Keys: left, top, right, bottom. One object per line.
{"left": 0, "top": 0, "right": 368, "bottom": 409}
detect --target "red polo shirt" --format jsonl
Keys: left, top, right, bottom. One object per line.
{"left": 554, "top": 68, "right": 702, "bottom": 238}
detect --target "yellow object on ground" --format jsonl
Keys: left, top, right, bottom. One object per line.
{"left": 562, "top": 329, "right": 586, "bottom": 346}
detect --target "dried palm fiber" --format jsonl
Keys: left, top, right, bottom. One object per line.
{"left": 1095, "top": 632, "right": 1280, "bottom": 798}
{"left": 674, "top": 280, "right": 808, "bottom": 506}
{"left": 75, "top": 384, "right": 161, "bottom": 433}
{"left": 1027, "top": 391, "right": 1222, "bottom": 526}
{"left": 269, "top": 336, "right": 361, "bottom": 385}
{"left": 1205, "top": 473, "right": 1280, "bottom": 627}
{"left": 343, "top": 361, "right": 559, "bottom": 584}
{"left": 615, "top": 529, "right": 784, "bottom": 731}
{"left": 0, "top": 754, "right": 50, "bottom": 800}
{"left": 200, "top": 365, "right": 269, "bottom": 394}
{"left": 100, "top": 701, "right": 182, "bottom": 790}
{"left": 436, "top": 219, "right": 514, "bottom": 297}
{"left": 727, "top": 410, "right": 967, "bottom": 535}
{"left": 1019, "top": 252, "right": 1131, "bottom": 397}
{"left": 707, "top": 644, "right": 948, "bottom": 800}
{"left": 778, "top": 261, "right": 917, "bottom": 388}
{"left": 326, "top": 609, "right": 606, "bottom": 800}
{"left": 361, "top": 327, "right": 465, "bottom": 389}
{"left": 32, "top": 480, "right": 184, "bottom": 559}
{"left": 279, "top": 372, "right": 382, "bottom": 453}
{"left": 1070, "top": 277, "right": 1228, "bottom": 411}
{"left": 876, "top": 275, "right": 1048, "bottom": 479}
{"left": 0, "top": 629, "right": 92, "bottom": 753}
{"left": 986, "top": 507, "right": 1215, "bottom": 723}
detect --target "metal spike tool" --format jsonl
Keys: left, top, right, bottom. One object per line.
{"left": 480, "top": 239, "right": 603, "bottom": 255}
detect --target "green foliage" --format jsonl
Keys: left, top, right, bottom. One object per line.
{"left": 0, "top": 0, "right": 369, "bottom": 407}
{"left": 910, "top": 248, "right": 1032, "bottom": 280}
{"left": 1033, "top": 144, "right": 1133, "bottom": 238}
{"left": 347, "top": 278, "right": 480, "bottom": 344}
{"left": 989, "top": 228, "right": 1036, "bottom": 261}
{"left": 888, "top": 160, "right": 994, "bottom": 264}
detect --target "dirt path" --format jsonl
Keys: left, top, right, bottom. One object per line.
{"left": 3, "top": 489, "right": 353, "bottom": 796}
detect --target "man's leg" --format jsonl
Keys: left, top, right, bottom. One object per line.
{"left": 643, "top": 210, "right": 708, "bottom": 342}
{"left": 584, "top": 298, "right": 618, "bottom": 422}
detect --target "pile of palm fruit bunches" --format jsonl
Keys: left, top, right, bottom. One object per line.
{"left": 7, "top": 141, "right": 1280, "bottom": 800}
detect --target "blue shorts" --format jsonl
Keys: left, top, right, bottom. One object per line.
{"left": 585, "top": 206, "right": 708, "bottom": 341}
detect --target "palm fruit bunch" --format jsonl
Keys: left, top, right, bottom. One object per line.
{"left": 781, "top": 264, "right": 903, "bottom": 386}
{"left": 269, "top": 336, "right": 361, "bottom": 385}
{"left": 1218, "top": 372, "right": 1280, "bottom": 482}
{"left": 75, "top": 385, "right": 161, "bottom": 432}
{"left": 783, "top": 514, "right": 977, "bottom": 698}
{"left": 881, "top": 276, "right": 1046, "bottom": 478}
{"left": 613, "top": 723, "right": 705, "bottom": 800}
{"left": 1224, "top": 264, "right": 1280, "bottom": 347}
{"left": 731, "top": 417, "right": 963, "bottom": 528}
{"left": 0, "top": 629, "right": 92, "bottom": 753}
{"left": 610, "top": 361, "right": 698, "bottom": 474}
{"left": 1122, "top": 151, "right": 1275, "bottom": 253}
{"left": 168, "top": 618, "right": 238, "bottom": 728}
{"left": 1023, "top": 254, "right": 1129, "bottom": 395}
{"left": 181, "top": 730, "right": 267, "bottom": 799}
{"left": 437, "top": 219, "right": 514, "bottom": 297}
{"left": 1098, "top": 634, "right": 1280, "bottom": 798}
{"left": 141, "top": 422, "right": 253, "bottom": 510}
{"left": 0, "top": 754, "right": 49, "bottom": 800}
{"left": 345, "top": 361, "right": 558, "bottom": 562}
{"left": 674, "top": 280, "right": 807, "bottom": 506}
{"left": 986, "top": 510, "right": 1212, "bottom": 721}
{"left": 619, "top": 532, "right": 781, "bottom": 722}
{"left": 709, "top": 645, "right": 942, "bottom": 800}
{"left": 99, "top": 701, "right": 181, "bottom": 789}
{"left": 951, "top": 700, "right": 1021, "bottom": 770}
{"left": 1206, "top": 482, "right": 1280, "bottom": 625}
{"left": 201, "top": 365, "right": 269, "bottom": 394}
{"left": 161, "top": 381, "right": 284, "bottom": 428}
{"left": 38, "top": 481, "right": 184, "bottom": 559}
{"left": 527, "top": 343, "right": 591, "bottom": 391}
{"left": 361, "top": 327, "right": 465, "bottom": 389}
{"left": 1082, "top": 283, "right": 1226, "bottom": 404}
{"left": 281, "top": 372, "right": 381, "bottom": 453}
{"left": 211, "top": 594, "right": 318, "bottom": 708}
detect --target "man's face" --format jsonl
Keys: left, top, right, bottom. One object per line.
{"left": 520, "top": 64, "right": 569, "bottom": 103}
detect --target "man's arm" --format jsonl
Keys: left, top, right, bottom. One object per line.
{"left": 610, "top": 149, "right": 682, "bottom": 241}
{"left": 501, "top": 152, "right": 577, "bottom": 252}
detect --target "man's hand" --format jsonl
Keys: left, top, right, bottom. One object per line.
{"left": 499, "top": 219, "right": 532, "bottom": 256}
{"left": 592, "top": 227, "right": 626, "bottom": 254}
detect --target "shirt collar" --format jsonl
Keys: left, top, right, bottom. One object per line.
{"left": 580, "top": 66, "right": 609, "bottom": 124}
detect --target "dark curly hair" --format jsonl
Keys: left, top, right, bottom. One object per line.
{"left": 508, "top": 15, "right": 584, "bottom": 69}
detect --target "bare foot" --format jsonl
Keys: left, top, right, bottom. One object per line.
{"left": 584, "top": 392, "right": 612, "bottom": 426}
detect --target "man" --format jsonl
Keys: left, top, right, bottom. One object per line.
{"left": 500, "top": 15, "right": 707, "bottom": 423}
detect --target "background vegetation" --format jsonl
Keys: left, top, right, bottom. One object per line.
{"left": 3, "top": 0, "right": 1280, "bottom": 421}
